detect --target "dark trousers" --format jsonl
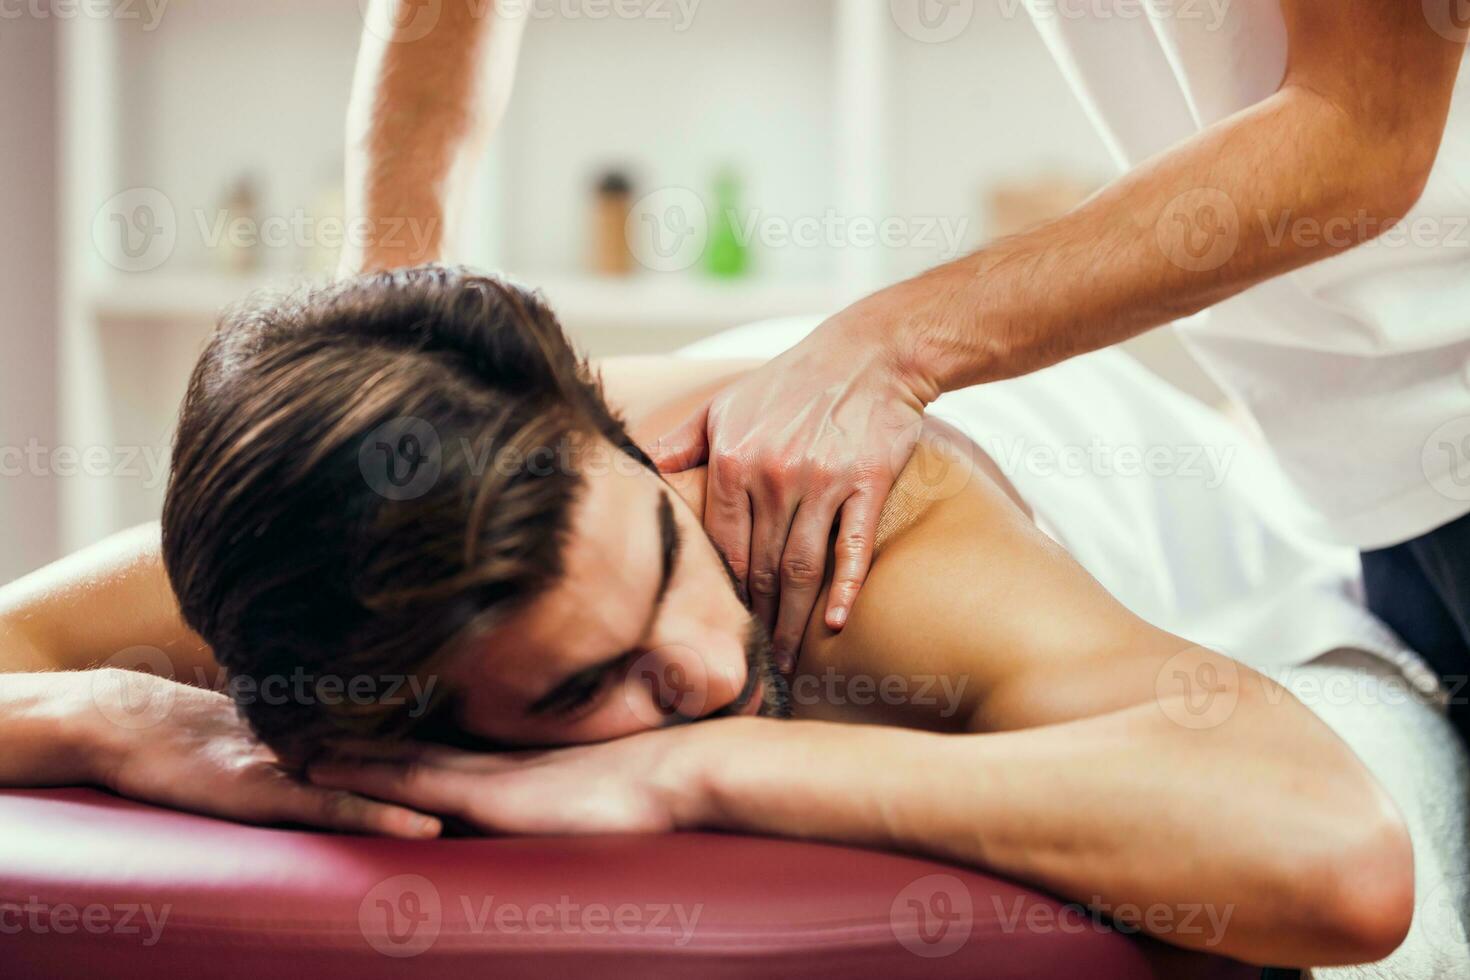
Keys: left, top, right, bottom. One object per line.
{"left": 1362, "top": 511, "right": 1470, "bottom": 744}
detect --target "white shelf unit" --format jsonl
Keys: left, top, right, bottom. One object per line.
{"left": 59, "top": 0, "right": 1118, "bottom": 551}
{"left": 87, "top": 272, "right": 858, "bottom": 334}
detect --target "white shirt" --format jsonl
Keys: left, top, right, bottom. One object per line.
{"left": 1025, "top": 0, "right": 1470, "bottom": 548}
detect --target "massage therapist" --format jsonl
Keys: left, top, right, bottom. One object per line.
{"left": 341, "top": 1, "right": 1470, "bottom": 738}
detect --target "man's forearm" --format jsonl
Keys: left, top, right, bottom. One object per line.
{"left": 343, "top": 0, "right": 525, "bottom": 273}
{"left": 872, "top": 41, "right": 1458, "bottom": 398}
{"left": 684, "top": 693, "right": 1411, "bottom": 966}
{"left": 0, "top": 672, "right": 109, "bottom": 787}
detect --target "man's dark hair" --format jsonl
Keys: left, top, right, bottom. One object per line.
{"left": 162, "top": 265, "right": 646, "bottom": 758}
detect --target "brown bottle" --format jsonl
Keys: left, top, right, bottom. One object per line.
{"left": 590, "top": 170, "right": 635, "bottom": 276}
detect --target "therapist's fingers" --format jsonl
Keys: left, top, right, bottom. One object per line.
{"left": 746, "top": 483, "right": 799, "bottom": 631}
{"left": 824, "top": 488, "right": 883, "bottom": 631}
{"left": 702, "top": 453, "right": 755, "bottom": 599}
{"left": 648, "top": 401, "right": 711, "bottom": 473}
{"left": 771, "top": 492, "right": 843, "bottom": 670}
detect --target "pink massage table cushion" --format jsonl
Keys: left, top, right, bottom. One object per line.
{"left": 0, "top": 788, "right": 1258, "bottom": 979}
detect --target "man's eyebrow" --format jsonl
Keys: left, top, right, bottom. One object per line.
{"left": 527, "top": 489, "right": 682, "bottom": 716}
{"left": 652, "top": 489, "right": 681, "bottom": 608}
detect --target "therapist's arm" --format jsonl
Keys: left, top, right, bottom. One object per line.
{"left": 866, "top": 0, "right": 1466, "bottom": 393}
{"left": 653, "top": 0, "right": 1467, "bottom": 652}
{"left": 341, "top": 0, "right": 527, "bottom": 274}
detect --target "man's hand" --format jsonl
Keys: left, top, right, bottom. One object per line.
{"left": 651, "top": 312, "right": 932, "bottom": 668}
{"left": 306, "top": 721, "right": 740, "bottom": 836}
{"left": 84, "top": 670, "right": 441, "bottom": 839}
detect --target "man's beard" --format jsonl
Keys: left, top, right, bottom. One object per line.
{"left": 698, "top": 543, "right": 792, "bottom": 722}
{"left": 704, "top": 614, "right": 791, "bottom": 721}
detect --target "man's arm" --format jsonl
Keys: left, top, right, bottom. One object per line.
{"left": 0, "top": 528, "right": 439, "bottom": 837}
{"left": 652, "top": 0, "right": 1467, "bottom": 652}
{"left": 687, "top": 698, "right": 1408, "bottom": 968}
{"left": 341, "top": 0, "right": 527, "bottom": 273}
{"left": 0, "top": 522, "right": 211, "bottom": 677}
{"left": 309, "top": 662, "right": 1411, "bottom": 964}
{"left": 703, "top": 454, "right": 1410, "bottom": 965}
{"left": 701, "top": 468, "right": 1414, "bottom": 966}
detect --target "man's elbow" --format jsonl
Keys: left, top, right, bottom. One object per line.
{"left": 1301, "top": 799, "right": 1415, "bottom": 965}
{"left": 1232, "top": 680, "right": 1417, "bottom": 966}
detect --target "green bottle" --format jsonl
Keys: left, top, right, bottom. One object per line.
{"left": 705, "top": 169, "right": 749, "bottom": 279}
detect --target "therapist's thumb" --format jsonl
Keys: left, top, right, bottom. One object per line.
{"left": 648, "top": 403, "right": 711, "bottom": 473}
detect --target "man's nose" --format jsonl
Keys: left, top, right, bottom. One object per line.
{"left": 632, "top": 640, "right": 746, "bottom": 722}
{"left": 693, "top": 639, "right": 750, "bottom": 719}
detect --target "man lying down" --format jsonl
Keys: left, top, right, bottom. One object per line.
{"left": 0, "top": 265, "right": 1458, "bottom": 971}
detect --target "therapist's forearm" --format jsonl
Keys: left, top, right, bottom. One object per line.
{"left": 880, "top": 83, "right": 1448, "bottom": 399}
{"left": 688, "top": 698, "right": 1410, "bottom": 966}
{"left": 343, "top": 0, "right": 522, "bottom": 273}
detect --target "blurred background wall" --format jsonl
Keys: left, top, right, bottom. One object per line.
{"left": 0, "top": 0, "right": 1220, "bottom": 584}
{"left": 1, "top": 13, "right": 60, "bottom": 582}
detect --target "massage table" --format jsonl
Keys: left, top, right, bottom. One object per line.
{"left": 0, "top": 787, "right": 1262, "bottom": 978}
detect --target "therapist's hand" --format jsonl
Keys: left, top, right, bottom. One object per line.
{"left": 650, "top": 307, "right": 932, "bottom": 667}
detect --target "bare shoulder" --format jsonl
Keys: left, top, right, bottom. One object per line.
{"left": 798, "top": 417, "right": 1183, "bottom": 733}
{"left": 0, "top": 522, "right": 217, "bottom": 679}
{"left": 592, "top": 355, "right": 763, "bottom": 443}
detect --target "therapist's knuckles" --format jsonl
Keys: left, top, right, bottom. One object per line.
{"left": 779, "top": 551, "right": 823, "bottom": 591}
{"left": 705, "top": 441, "right": 751, "bottom": 481}
{"left": 761, "top": 453, "right": 839, "bottom": 491}
{"left": 747, "top": 567, "right": 782, "bottom": 604}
